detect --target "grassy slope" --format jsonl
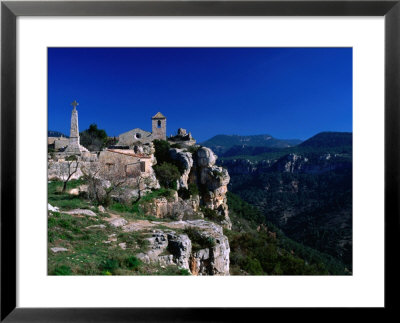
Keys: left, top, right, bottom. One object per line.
{"left": 48, "top": 180, "right": 348, "bottom": 275}
{"left": 48, "top": 180, "right": 189, "bottom": 276}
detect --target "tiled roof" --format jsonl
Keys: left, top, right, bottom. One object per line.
{"left": 106, "top": 149, "right": 151, "bottom": 158}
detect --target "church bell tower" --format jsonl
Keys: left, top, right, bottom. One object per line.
{"left": 151, "top": 112, "right": 166, "bottom": 140}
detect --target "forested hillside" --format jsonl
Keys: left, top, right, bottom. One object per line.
{"left": 209, "top": 132, "right": 352, "bottom": 270}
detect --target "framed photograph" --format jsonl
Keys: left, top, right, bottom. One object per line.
{"left": 1, "top": 0, "right": 398, "bottom": 320}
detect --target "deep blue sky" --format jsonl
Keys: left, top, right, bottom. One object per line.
{"left": 48, "top": 48, "right": 352, "bottom": 142}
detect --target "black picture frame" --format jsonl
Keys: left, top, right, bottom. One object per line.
{"left": 1, "top": 0, "right": 399, "bottom": 321}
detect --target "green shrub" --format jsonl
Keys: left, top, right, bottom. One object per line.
{"left": 141, "top": 188, "right": 175, "bottom": 202}
{"left": 188, "top": 183, "right": 199, "bottom": 196}
{"left": 184, "top": 227, "right": 216, "bottom": 251}
{"left": 53, "top": 265, "right": 72, "bottom": 275}
{"left": 157, "top": 266, "right": 191, "bottom": 276}
{"left": 178, "top": 187, "right": 191, "bottom": 199}
{"left": 187, "top": 145, "right": 201, "bottom": 154}
{"left": 178, "top": 183, "right": 199, "bottom": 200}
{"left": 171, "top": 143, "right": 183, "bottom": 149}
{"left": 101, "top": 270, "right": 112, "bottom": 276}
{"left": 125, "top": 256, "right": 141, "bottom": 270}
{"left": 153, "top": 139, "right": 171, "bottom": 165}
{"left": 153, "top": 139, "right": 186, "bottom": 175}
{"left": 212, "top": 169, "right": 223, "bottom": 178}
{"left": 243, "top": 257, "right": 264, "bottom": 275}
{"left": 101, "top": 258, "right": 119, "bottom": 273}
{"left": 158, "top": 189, "right": 176, "bottom": 198}
{"left": 154, "top": 163, "right": 180, "bottom": 190}
{"left": 201, "top": 207, "right": 225, "bottom": 223}
{"left": 80, "top": 124, "right": 108, "bottom": 151}
{"left": 177, "top": 269, "right": 191, "bottom": 275}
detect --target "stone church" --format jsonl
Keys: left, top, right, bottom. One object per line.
{"left": 117, "top": 112, "right": 167, "bottom": 147}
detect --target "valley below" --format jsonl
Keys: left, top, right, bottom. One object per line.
{"left": 211, "top": 132, "right": 353, "bottom": 270}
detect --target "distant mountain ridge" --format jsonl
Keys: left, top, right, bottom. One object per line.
{"left": 299, "top": 132, "right": 352, "bottom": 148}
{"left": 48, "top": 130, "right": 68, "bottom": 138}
{"left": 201, "top": 134, "right": 302, "bottom": 155}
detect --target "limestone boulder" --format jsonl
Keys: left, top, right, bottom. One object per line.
{"left": 200, "top": 166, "right": 230, "bottom": 190}
{"left": 86, "top": 224, "right": 106, "bottom": 229}
{"left": 169, "top": 148, "right": 193, "bottom": 189}
{"left": 48, "top": 203, "right": 59, "bottom": 212}
{"left": 141, "top": 193, "right": 201, "bottom": 221}
{"left": 194, "top": 151, "right": 231, "bottom": 229}
{"left": 68, "top": 188, "right": 80, "bottom": 196}
{"left": 109, "top": 218, "right": 128, "bottom": 227}
{"left": 196, "top": 147, "right": 217, "bottom": 168}
{"left": 184, "top": 220, "right": 230, "bottom": 275}
{"left": 167, "top": 232, "right": 192, "bottom": 270}
{"left": 134, "top": 220, "right": 230, "bottom": 275}
{"left": 63, "top": 209, "right": 97, "bottom": 217}
{"left": 51, "top": 247, "right": 68, "bottom": 253}
{"left": 137, "top": 231, "right": 169, "bottom": 263}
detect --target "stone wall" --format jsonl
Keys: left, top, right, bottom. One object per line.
{"left": 98, "top": 149, "right": 152, "bottom": 175}
{"left": 54, "top": 138, "right": 69, "bottom": 150}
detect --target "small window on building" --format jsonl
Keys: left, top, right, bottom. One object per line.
{"left": 140, "top": 161, "right": 146, "bottom": 172}
{"left": 157, "top": 120, "right": 161, "bottom": 128}
{"left": 135, "top": 133, "right": 142, "bottom": 139}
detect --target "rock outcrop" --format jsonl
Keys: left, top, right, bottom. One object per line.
{"left": 169, "top": 147, "right": 232, "bottom": 229}
{"left": 141, "top": 192, "right": 201, "bottom": 220}
{"left": 169, "top": 148, "right": 193, "bottom": 189}
{"left": 219, "top": 159, "right": 273, "bottom": 175}
{"left": 272, "top": 153, "right": 352, "bottom": 174}
{"left": 168, "top": 146, "right": 232, "bottom": 229}
{"left": 136, "top": 220, "right": 230, "bottom": 275}
{"left": 220, "top": 152, "right": 352, "bottom": 176}
{"left": 193, "top": 147, "right": 231, "bottom": 229}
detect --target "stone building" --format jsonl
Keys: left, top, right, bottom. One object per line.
{"left": 98, "top": 149, "right": 152, "bottom": 175}
{"left": 117, "top": 112, "right": 166, "bottom": 147}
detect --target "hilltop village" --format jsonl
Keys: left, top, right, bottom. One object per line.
{"left": 48, "top": 102, "right": 231, "bottom": 275}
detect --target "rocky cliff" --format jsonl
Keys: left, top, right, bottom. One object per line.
{"left": 133, "top": 220, "right": 230, "bottom": 275}
{"left": 169, "top": 147, "right": 232, "bottom": 229}
{"left": 220, "top": 152, "right": 351, "bottom": 176}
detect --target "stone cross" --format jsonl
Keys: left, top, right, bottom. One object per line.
{"left": 71, "top": 100, "right": 79, "bottom": 110}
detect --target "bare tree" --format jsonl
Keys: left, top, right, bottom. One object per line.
{"left": 80, "top": 161, "right": 102, "bottom": 203}
{"left": 82, "top": 159, "right": 132, "bottom": 206}
{"left": 81, "top": 157, "right": 151, "bottom": 206}
{"left": 58, "top": 155, "right": 80, "bottom": 193}
{"left": 125, "top": 161, "right": 146, "bottom": 203}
